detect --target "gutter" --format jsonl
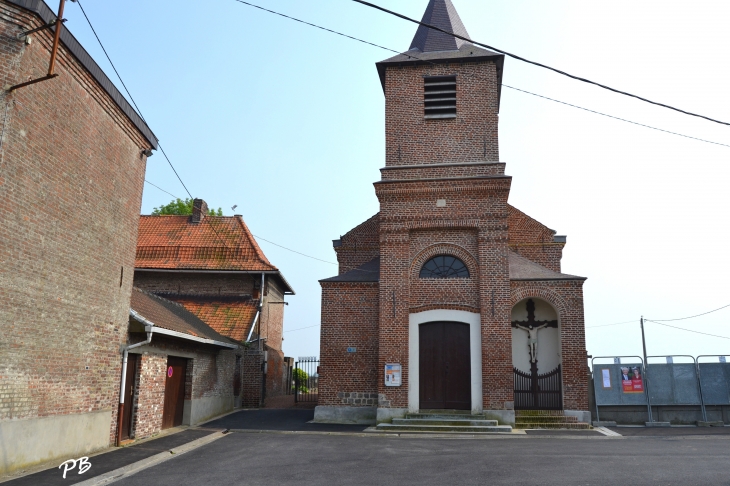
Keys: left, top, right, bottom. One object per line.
{"left": 116, "top": 310, "right": 154, "bottom": 446}
{"left": 133, "top": 268, "right": 295, "bottom": 295}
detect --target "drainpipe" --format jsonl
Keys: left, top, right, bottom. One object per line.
{"left": 116, "top": 312, "right": 154, "bottom": 446}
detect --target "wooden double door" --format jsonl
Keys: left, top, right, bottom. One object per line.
{"left": 162, "top": 357, "right": 187, "bottom": 429}
{"left": 419, "top": 321, "right": 471, "bottom": 410}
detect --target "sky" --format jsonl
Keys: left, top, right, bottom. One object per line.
{"left": 59, "top": 0, "right": 730, "bottom": 364}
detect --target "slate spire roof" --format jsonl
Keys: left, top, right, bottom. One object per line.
{"left": 410, "top": 0, "right": 472, "bottom": 53}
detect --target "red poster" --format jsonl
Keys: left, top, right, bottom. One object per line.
{"left": 620, "top": 366, "right": 644, "bottom": 393}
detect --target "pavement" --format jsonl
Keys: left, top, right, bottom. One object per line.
{"left": 1, "top": 429, "right": 217, "bottom": 486}
{"left": 112, "top": 430, "right": 730, "bottom": 486}
{"left": 5, "top": 410, "right": 730, "bottom": 485}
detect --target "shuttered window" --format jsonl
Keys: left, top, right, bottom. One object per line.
{"left": 424, "top": 75, "right": 456, "bottom": 119}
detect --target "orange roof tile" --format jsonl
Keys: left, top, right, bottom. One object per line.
{"left": 172, "top": 296, "right": 258, "bottom": 342}
{"left": 136, "top": 215, "right": 276, "bottom": 271}
{"left": 130, "top": 288, "right": 236, "bottom": 345}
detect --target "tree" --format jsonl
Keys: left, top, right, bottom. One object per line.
{"left": 292, "top": 368, "right": 309, "bottom": 393}
{"left": 151, "top": 198, "right": 223, "bottom": 216}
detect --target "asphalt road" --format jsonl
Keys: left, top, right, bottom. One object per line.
{"left": 114, "top": 432, "right": 730, "bottom": 486}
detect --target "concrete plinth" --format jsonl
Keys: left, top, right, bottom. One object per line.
{"left": 482, "top": 410, "right": 515, "bottom": 427}
{"left": 313, "top": 406, "right": 376, "bottom": 424}
{"left": 645, "top": 421, "right": 671, "bottom": 427}
{"left": 593, "top": 421, "right": 617, "bottom": 427}
{"left": 697, "top": 421, "right": 725, "bottom": 427}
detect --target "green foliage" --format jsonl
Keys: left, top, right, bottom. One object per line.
{"left": 151, "top": 198, "right": 223, "bottom": 216}
{"left": 292, "top": 368, "right": 309, "bottom": 393}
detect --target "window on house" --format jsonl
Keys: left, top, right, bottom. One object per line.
{"left": 419, "top": 255, "right": 470, "bottom": 278}
{"left": 424, "top": 75, "right": 457, "bottom": 119}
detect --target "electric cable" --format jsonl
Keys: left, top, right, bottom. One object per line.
{"left": 645, "top": 320, "right": 730, "bottom": 340}
{"left": 352, "top": 0, "right": 730, "bottom": 127}
{"left": 284, "top": 324, "right": 321, "bottom": 333}
{"left": 648, "top": 303, "right": 730, "bottom": 322}
{"left": 586, "top": 319, "right": 637, "bottom": 329}
{"left": 231, "top": 0, "right": 728, "bottom": 150}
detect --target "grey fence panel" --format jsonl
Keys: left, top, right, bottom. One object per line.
{"left": 699, "top": 363, "right": 730, "bottom": 405}
{"left": 593, "top": 363, "right": 647, "bottom": 406}
{"left": 647, "top": 363, "right": 700, "bottom": 405}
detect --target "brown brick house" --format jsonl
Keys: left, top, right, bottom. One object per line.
{"left": 316, "top": 0, "right": 588, "bottom": 426}
{"left": 133, "top": 199, "right": 295, "bottom": 408}
{"left": 0, "top": 0, "right": 157, "bottom": 474}
{"left": 122, "top": 288, "right": 239, "bottom": 443}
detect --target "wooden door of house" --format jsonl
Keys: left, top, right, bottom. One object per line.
{"left": 120, "top": 354, "right": 138, "bottom": 440}
{"left": 419, "top": 322, "right": 471, "bottom": 410}
{"left": 162, "top": 357, "right": 187, "bottom": 429}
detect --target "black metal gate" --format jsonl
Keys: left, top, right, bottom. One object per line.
{"left": 514, "top": 365, "right": 562, "bottom": 410}
{"left": 294, "top": 357, "right": 319, "bottom": 403}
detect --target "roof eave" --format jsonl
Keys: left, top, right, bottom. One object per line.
{"left": 129, "top": 310, "right": 238, "bottom": 349}
{"left": 510, "top": 277, "right": 587, "bottom": 282}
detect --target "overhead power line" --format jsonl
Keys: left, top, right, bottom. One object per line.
{"left": 232, "top": 0, "right": 727, "bottom": 150}
{"left": 645, "top": 320, "right": 730, "bottom": 340}
{"left": 502, "top": 85, "right": 730, "bottom": 149}
{"left": 585, "top": 319, "right": 637, "bottom": 329}
{"left": 352, "top": 0, "right": 730, "bottom": 127}
{"left": 649, "top": 303, "right": 730, "bottom": 322}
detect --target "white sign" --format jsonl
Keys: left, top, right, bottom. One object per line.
{"left": 385, "top": 363, "right": 402, "bottom": 387}
{"left": 602, "top": 368, "right": 612, "bottom": 389}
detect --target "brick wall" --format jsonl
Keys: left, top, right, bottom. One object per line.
{"left": 507, "top": 205, "right": 564, "bottom": 272}
{"left": 133, "top": 272, "right": 257, "bottom": 298}
{"left": 319, "top": 282, "right": 380, "bottom": 406}
{"left": 127, "top": 334, "right": 238, "bottom": 440}
{"left": 241, "top": 348, "right": 263, "bottom": 408}
{"left": 132, "top": 354, "right": 166, "bottom": 440}
{"left": 0, "top": 1, "right": 152, "bottom": 447}
{"left": 384, "top": 61, "right": 500, "bottom": 165}
{"left": 334, "top": 213, "right": 380, "bottom": 275}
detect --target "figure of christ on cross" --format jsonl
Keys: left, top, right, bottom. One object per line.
{"left": 511, "top": 299, "right": 558, "bottom": 364}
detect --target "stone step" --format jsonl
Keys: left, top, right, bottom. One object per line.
{"left": 406, "top": 413, "right": 489, "bottom": 421}
{"left": 515, "top": 410, "right": 568, "bottom": 417}
{"left": 515, "top": 416, "right": 579, "bottom": 424}
{"left": 514, "top": 422, "right": 591, "bottom": 430}
{"left": 417, "top": 409, "right": 476, "bottom": 415}
{"left": 376, "top": 423, "right": 513, "bottom": 433}
{"left": 393, "top": 418, "right": 499, "bottom": 427}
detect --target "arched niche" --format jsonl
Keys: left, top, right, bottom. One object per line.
{"left": 511, "top": 297, "right": 560, "bottom": 375}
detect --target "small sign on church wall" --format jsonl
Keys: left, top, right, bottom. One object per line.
{"left": 385, "top": 363, "right": 402, "bottom": 387}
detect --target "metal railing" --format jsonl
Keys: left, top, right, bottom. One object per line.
{"left": 294, "top": 357, "right": 319, "bottom": 403}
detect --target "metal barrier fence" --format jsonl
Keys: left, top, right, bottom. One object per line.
{"left": 592, "top": 355, "right": 729, "bottom": 423}
{"left": 294, "top": 357, "right": 319, "bottom": 403}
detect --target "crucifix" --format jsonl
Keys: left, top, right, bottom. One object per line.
{"left": 511, "top": 299, "right": 558, "bottom": 364}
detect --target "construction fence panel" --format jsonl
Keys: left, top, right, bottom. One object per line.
{"left": 698, "top": 363, "right": 730, "bottom": 406}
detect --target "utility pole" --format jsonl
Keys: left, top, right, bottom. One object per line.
{"left": 640, "top": 316, "right": 654, "bottom": 423}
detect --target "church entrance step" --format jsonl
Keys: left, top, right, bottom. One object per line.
{"left": 376, "top": 423, "right": 513, "bottom": 433}
{"left": 406, "top": 413, "right": 488, "bottom": 420}
{"left": 392, "top": 418, "right": 499, "bottom": 427}
{"left": 514, "top": 422, "right": 591, "bottom": 430}
{"left": 515, "top": 416, "right": 580, "bottom": 424}
{"left": 513, "top": 410, "right": 591, "bottom": 430}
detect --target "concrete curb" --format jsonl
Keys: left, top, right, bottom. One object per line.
{"left": 74, "top": 431, "right": 228, "bottom": 486}
{"left": 226, "top": 428, "right": 620, "bottom": 440}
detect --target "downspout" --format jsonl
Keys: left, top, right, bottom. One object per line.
{"left": 117, "top": 311, "right": 154, "bottom": 446}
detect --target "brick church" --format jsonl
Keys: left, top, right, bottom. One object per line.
{"left": 315, "top": 0, "right": 589, "bottom": 426}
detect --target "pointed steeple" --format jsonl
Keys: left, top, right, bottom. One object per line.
{"left": 410, "top": 0, "right": 472, "bottom": 53}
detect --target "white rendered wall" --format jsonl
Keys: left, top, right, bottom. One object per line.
{"left": 511, "top": 298, "right": 561, "bottom": 374}
{"left": 408, "top": 310, "right": 482, "bottom": 414}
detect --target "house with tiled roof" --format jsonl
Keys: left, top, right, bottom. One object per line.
{"left": 133, "top": 199, "right": 295, "bottom": 408}
{"left": 120, "top": 288, "right": 240, "bottom": 442}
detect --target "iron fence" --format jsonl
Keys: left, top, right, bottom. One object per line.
{"left": 294, "top": 357, "right": 319, "bottom": 403}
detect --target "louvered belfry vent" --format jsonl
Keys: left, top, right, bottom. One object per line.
{"left": 424, "top": 75, "right": 457, "bottom": 119}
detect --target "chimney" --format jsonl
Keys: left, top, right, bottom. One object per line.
{"left": 191, "top": 199, "right": 208, "bottom": 223}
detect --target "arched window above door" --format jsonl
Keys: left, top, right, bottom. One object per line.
{"left": 419, "top": 255, "right": 470, "bottom": 279}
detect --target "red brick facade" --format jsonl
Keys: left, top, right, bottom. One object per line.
{"left": 0, "top": 0, "right": 156, "bottom": 471}
{"left": 317, "top": 2, "right": 587, "bottom": 424}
